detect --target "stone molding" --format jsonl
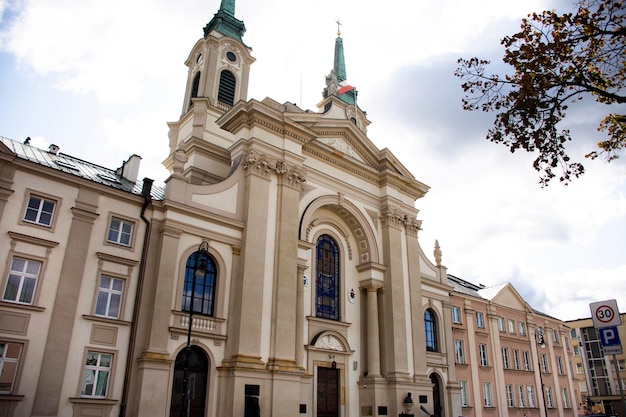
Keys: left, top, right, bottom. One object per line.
{"left": 242, "top": 150, "right": 306, "bottom": 187}
{"left": 380, "top": 206, "right": 422, "bottom": 236}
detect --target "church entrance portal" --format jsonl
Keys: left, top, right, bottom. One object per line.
{"left": 317, "top": 366, "right": 340, "bottom": 417}
{"left": 170, "top": 346, "right": 208, "bottom": 417}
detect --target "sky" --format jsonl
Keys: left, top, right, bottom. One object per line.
{"left": 0, "top": 0, "right": 624, "bottom": 322}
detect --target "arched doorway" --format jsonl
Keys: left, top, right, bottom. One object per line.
{"left": 170, "top": 346, "right": 208, "bottom": 417}
{"left": 430, "top": 373, "right": 442, "bottom": 417}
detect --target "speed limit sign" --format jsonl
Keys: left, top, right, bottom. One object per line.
{"left": 590, "top": 299, "right": 622, "bottom": 328}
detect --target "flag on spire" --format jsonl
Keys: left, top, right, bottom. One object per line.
{"left": 338, "top": 84, "right": 354, "bottom": 95}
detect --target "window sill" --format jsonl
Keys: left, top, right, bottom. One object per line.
{"left": 82, "top": 315, "right": 131, "bottom": 326}
{"left": 0, "top": 395, "right": 25, "bottom": 401}
{"left": 0, "top": 301, "right": 45, "bottom": 312}
{"left": 69, "top": 397, "right": 118, "bottom": 405}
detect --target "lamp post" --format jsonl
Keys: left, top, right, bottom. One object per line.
{"left": 536, "top": 328, "right": 549, "bottom": 417}
{"left": 180, "top": 241, "right": 210, "bottom": 417}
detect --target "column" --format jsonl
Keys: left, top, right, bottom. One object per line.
{"left": 361, "top": 280, "right": 383, "bottom": 377}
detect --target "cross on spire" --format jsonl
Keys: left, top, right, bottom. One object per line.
{"left": 336, "top": 19, "right": 342, "bottom": 36}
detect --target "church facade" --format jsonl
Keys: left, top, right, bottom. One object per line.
{"left": 0, "top": 1, "right": 463, "bottom": 416}
{"left": 128, "top": 2, "right": 461, "bottom": 416}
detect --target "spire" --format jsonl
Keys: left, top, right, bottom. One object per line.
{"left": 203, "top": 0, "right": 247, "bottom": 44}
{"left": 334, "top": 20, "right": 347, "bottom": 83}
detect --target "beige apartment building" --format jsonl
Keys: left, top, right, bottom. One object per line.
{"left": 0, "top": 1, "right": 471, "bottom": 416}
{"left": 567, "top": 313, "right": 626, "bottom": 417}
{"left": 449, "top": 275, "right": 578, "bottom": 417}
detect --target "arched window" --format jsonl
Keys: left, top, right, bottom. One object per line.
{"left": 182, "top": 248, "right": 217, "bottom": 316}
{"left": 424, "top": 308, "right": 438, "bottom": 352}
{"left": 217, "top": 70, "right": 236, "bottom": 106}
{"left": 316, "top": 234, "right": 340, "bottom": 320}
{"left": 189, "top": 71, "right": 201, "bottom": 108}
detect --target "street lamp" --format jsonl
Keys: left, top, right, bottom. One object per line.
{"left": 180, "top": 240, "right": 210, "bottom": 417}
{"left": 536, "top": 327, "right": 549, "bottom": 417}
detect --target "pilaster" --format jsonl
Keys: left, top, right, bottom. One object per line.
{"left": 33, "top": 188, "right": 100, "bottom": 416}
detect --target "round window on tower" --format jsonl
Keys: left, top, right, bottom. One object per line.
{"left": 226, "top": 51, "right": 237, "bottom": 62}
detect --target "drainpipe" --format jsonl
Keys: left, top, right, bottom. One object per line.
{"left": 119, "top": 178, "right": 153, "bottom": 417}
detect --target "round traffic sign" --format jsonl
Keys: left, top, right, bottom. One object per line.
{"left": 595, "top": 305, "right": 615, "bottom": 323}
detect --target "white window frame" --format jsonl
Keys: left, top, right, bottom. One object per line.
{"left": 94, "top": 275, "right": 125, "bottom": 319}
{"left": 506, "top": 384, "right": 515, "bottom": 407}
{"left": 502, "top": 347, "right": 510, "bottom": 369}
{"left": 508, "top": 319, "right": 516, "bottom": 334}
{"left": 573, "top": 345, "right": 580, "bottom": 356}
{"left": 519, "top": 321, "right": 527, "bottom": 336}
{"left": 483, "top": 382, "right": 493, "bottom": 407}
{"left": 498, "top": 317, "right": 506, "bottom": 332}
{"left": 107, "top": 217, "right": 134, "bottom": 247}
{"left": 476, "top": 311, "right": 485, "bottom": 328}
{"left": 2, "top": 257, "right": 42, "bottom": 305}
{"left": 557, "top": 355, "right": 564, "bottom": 375}
{"left": 455, "top": 340, "right": 465, "bottom": 364}
{"left": 541, "top": 353, "right": 549, "bottom": 373}
{"left": 81, "top": 351, "right": 113, "bottom": 398}
{"left": 546, "top": 386, "right": 554, "bottom": 408}
{"left": 523, "top": 350, "right": 531, "bottom": 371}
{"left": 553, "top": 329, "right": 559, "bottom": 343}
{"left": 518, "top": 385, "right": 527, "bottom": 408}
{"left": 0, "top": 341, "right": 23, "bottom": 394}
{"left": 479, "top": 343, "right": 489, "bottom": 366}
{"left": 513, "top": 349, "right": 521, "bottom": 370}
{"left": 528, "top": 385, "right": 537, "bottom": 408}
{"left": 23, "top": 194, "right": 56, "bottom": 227}
{"left": 460, "top": 380, "right": 469, "bottom": 406}
{"left": 451, "top": 306, "right": 462, "bottom": 324}
{"left": 562, "top": 387, "right": 570, "bottom": 408}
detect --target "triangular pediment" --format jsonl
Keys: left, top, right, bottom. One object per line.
{"left": 483, "top": 283, "right": 531, "bottom": 312}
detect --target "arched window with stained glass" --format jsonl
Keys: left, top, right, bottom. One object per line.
{"left": 424, "top": 308, "right": 438, "bottom": 352}
{"left": 182, "top": 247, "right": 217, "bottom": 316}
{"left": 316, "top": 234, "right": 340, "bottom": 321}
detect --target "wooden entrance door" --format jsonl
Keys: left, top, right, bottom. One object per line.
{"left": 317, "top": 367, "right": 339, "bottom": 417}
{"left": 170, "top": 346, "right": 208, "bottom": 417}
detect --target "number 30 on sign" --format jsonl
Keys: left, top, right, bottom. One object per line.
{"left": 590, "top": 299, "right": 622, "bottom": 329}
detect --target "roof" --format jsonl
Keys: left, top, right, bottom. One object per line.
{"left": 0, "top": 136, "right": 164, "bottom": 200}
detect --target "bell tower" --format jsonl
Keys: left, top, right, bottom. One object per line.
{"left": 181, "top": 0, "right": 255, "bottom": 115}
{"left": 165, "top": 0, "right": 255, "bottom": 185}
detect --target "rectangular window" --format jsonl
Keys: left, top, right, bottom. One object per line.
{"left": 508, "top": 319, "right": 516, "bottom": 334}
{"left": 519, "top": 322, "right": 527, "bottom": 336}
{"left": 479, "top": 343, "right": 488, "bottom": 366}
{"left": 460, "top": 380, "right": 469, "bottom": 406}
{"left": 81, "top": 351, "right": 112, "bottom": 398}
{"left": 557, "top": 356, "right": 564, "bottom": 375}
{"left": 3, "top": 257, "right": 41, "bottom": 305}
{"left": 573, "top": 345, "right": 580, "bottom": 356}
{"left": 107, "top": 217, "right": 133, "bottom": 246}
{"left": 576, "top": 363, "right": 584, "bottom": 374}
{"left": 506, "top": 384, "right": 515, "bottom": 407}
{"left": 553, "top": 329, "right": 559, "bottom": 343}
{"left": 476, "top": 312, "right": 485, "bottom": 328}
{"left": 452, "top": 306, "right": 462, "bottom": 324}
{"left": 527, "top": 385, "right": 537, "bottom": 408}
{"left": 95, "top": 276, "right": 124, "bottom": 319}
{"left": 502, "top": 347, "right": 510, "bottom": 369}
{"left": 455, "top": 340, "right": 465, "bottom": 364}
{"left": 541, "top": 353, "right": 549, "bottom": 373}
{"left": 546, "top": 386, "right": 554, "bottom": 408}
{"left": 0, "top": 342, "right": 23, "bottom": 393}
{"left": 24, "top": 194, "right": 56, "bottom": 227}
{"left": 513, "top": 349, "right": 521, "bottom": 370}
{"left": 518, "top": 385, "right": 526, "bottom": 408}
{"left": 562, "top": 388, "right": 570, "bottom": 408}
{"left": 523, "top": 350, "right": 531, "bottom": 371}
{"left": 483, "top": 382, "right": 493, "bottom": 407}
{"left": 498, "top": 317, "right": 506, "bottom": 332}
